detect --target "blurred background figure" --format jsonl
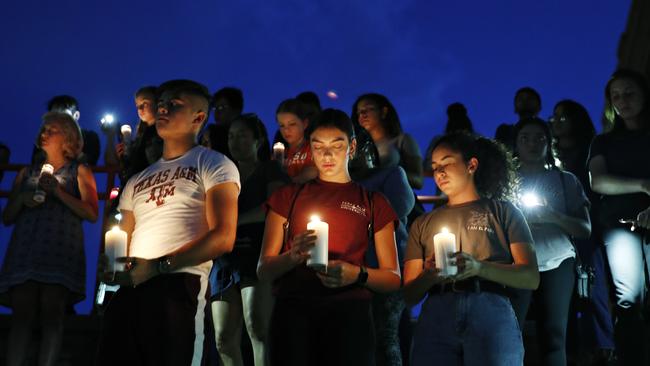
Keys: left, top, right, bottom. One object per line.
{"left": 105, "top": 86, "right": 163, "bottom": 183}
{"left": 589, "top": 69, "right": 650, "bottom": 366}
{"left": 423, "top": 102, "right": 476, "bottom": 177}
{"left": 275, "top": 98, "right": 318, "bottom": 183}
{"left": 514, "top": 117, "right": 591, "bottom": 366}
{"left": 209, "top": 114, "right": 287, "bottom": 366}
{"left": 549, "top": 99, "right": 615, "bottom": 364}
{"left": 210, "top": 87, "right": 244, "bottom": 159}
{"left": 495, "top": 87, "right": 542, "bottom": 151}
{"left": 352, "top": 93, "right": 423, "bottom": 190}
{"left": 350, "top": 126, "right": 414, "bottom": 366}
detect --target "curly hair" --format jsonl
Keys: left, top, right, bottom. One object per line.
{"left": 433, "top": 132, "right": 519, "bottom": 201}
{"left": 36, "top": 112, "right": 84, "bottom": 160}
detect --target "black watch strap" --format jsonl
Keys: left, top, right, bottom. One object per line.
{"left": 157, "top": 256, "right": 173, "bottom": 274}
{"left": 356, "top": 266, "right": 368, "bottom": 285}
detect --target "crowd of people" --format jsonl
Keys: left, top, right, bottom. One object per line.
{"left": 0, "top": 68, "right": 649, "bottom": 366}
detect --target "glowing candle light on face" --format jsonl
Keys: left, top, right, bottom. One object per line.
{"left": 105, "top": 226, "right": 127, "bottom": 272}
{"left": 306, "top": 215, "right": 329, "bottom": 272}
{"left": 433, "top": 227, "right": 457, "bottom": 276}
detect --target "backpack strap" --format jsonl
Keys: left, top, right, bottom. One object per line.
{"left": 282, "top": 184, "right": 306, "bottom": 250}
{"left": 367, "top": 190, "right": 374, "bottom": 243}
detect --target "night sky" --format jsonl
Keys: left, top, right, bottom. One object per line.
{"left": 0, "top": 0, "right": 631, "bottom": 313}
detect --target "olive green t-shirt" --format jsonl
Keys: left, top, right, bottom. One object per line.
{"left": 405, "top": 199, "right": 533, "bottom": 264}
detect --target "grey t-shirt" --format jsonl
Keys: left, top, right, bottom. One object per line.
{"left": 405, "top": 199, "right": 533, "bottom": 264}
{"left": 519, "top": 169, "right": 588, "bottom": 271}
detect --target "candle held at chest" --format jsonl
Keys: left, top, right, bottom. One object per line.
{"left": 33, "top": 163, "right": 54, "bottom": 203}
{"left": 273, "top": 142, "right": 285, "bottom": 164}
{"left": 433, "top": 227, "right": 457, "bottom": 276}
{"left": 105, "top": 226, "right": 127, "bottom": 272}
{"left": 306, "top": 215, "right": 328, "bottom": 272}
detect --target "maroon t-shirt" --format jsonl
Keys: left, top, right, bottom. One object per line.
{"left": 266, "top": 179, "right": 398, "bottom": 301}
{"left": 285, "top": 142, "right": 314, "bottom": 179}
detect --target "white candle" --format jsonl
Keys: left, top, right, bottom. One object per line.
{"left": 433, "top": 227, "right": 457, "bottom": 276}
{"left": 306, "top": 215, "right": 328, "bottom": 272}
{"left": 273, "top": 142, "right": 285, "bottom": 163}
{"left": 33, "top": 163, "right": 54, "bottom": 203}
{"left": 121, "top": 124, "right": 132, "bottom": 142}
{"left": 105, "top": 226, "right": 127, "bottom": 272}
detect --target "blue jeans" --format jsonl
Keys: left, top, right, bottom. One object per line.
{"left": 604, "top": 228, "right": 650, "bottom": 308}
{"left": 603, "top": 227, "right": 650, "bottom": 365}
{"left": 411, "top": 291, "right": 523, "bottom": 366}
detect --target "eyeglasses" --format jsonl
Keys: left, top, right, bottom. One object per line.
{"left": 548, "top": 115, "right": 569, "bottom": 124}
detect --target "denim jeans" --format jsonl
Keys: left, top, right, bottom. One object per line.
{"left": 603, "top": 227, "right": 650, "bottom": 365}
{"left": 603, "top": 228, "right": 650, "bottom": 308}
{"left": 411, "top": 291, "right": 523, "bottom": 366}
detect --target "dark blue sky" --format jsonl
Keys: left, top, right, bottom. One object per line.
{"left": 0, "top": 0, "right": 632, "bottom": 313}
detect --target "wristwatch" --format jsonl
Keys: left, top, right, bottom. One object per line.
{"left": 356, "top": 266, "right": 368, "bottom": 285}
{"left": 157, "top": 256, "right": 173, "bottom": 274}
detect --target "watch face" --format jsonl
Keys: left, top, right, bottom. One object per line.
{"left": 158, "top": 257, "right": 172, "bottom": 273}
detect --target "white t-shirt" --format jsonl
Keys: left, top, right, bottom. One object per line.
{"left": 119, "top": 146, "right": 240, "bottom": 277}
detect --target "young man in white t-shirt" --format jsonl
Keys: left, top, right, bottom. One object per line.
{"left": 97, "top": 80, "right": 240, "bottom": 366}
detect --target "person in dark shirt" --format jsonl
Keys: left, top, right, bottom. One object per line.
{"left": 588, "top": 69, "right": 650, "bottom": 365}
{"left": 208, "top": 113, "right": 287, "bottom": 366}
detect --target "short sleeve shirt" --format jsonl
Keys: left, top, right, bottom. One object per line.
{"left": 119, "top": 146, "right": 240, "bottom": 277}
{"left": 519, "top": 169, "right": 588, "bottom": 271}
{"left": 266, "top": 179, "right": 398, "bottom": 300}
{"left": 405, "top": 199, "right": 533, "bottom": 264}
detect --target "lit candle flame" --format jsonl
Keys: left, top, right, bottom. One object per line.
{"left": 310, "top": 215, "right": 321, "bottom": 222}
{"left": 441, "top": 227, "right": 449, "bottom": 234}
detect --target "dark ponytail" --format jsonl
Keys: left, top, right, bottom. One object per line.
{"left": 433, "top": 132, "right": 519, "bottom": 201}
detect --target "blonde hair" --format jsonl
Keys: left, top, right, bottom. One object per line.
{"left": 36, "top": 112, "right": 84, "bottom": 160}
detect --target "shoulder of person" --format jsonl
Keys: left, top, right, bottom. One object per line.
{"left": 486, "top": 199, "right": 520, "bottom": 217}
{"left": 76, "top": 163, "right": 94, "bottom": 177}
{"left": 197, "top": 146, "right": 235, "bottom": 166}
{"left": 274, "top": 181, "right": 306, "bottom": 197}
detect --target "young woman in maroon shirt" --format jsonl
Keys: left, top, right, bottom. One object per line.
{"left": 258, "top": 108, "right": 401, "bottom": 366}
